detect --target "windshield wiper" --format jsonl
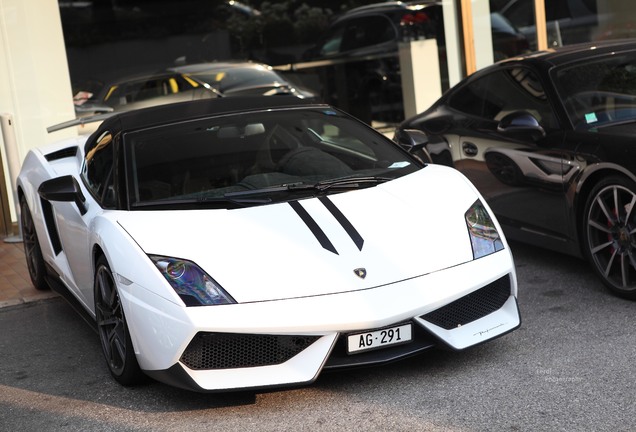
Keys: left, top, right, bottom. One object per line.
{"left": 131, "top": 195, "right": 272, "bottom": 209}
{"left": 310, "top": 176, "right": 393, "bottom": 191}
{"left": 222, "top": 176, "right": 393, "bottom": 198}
{"left": 133, "top": 177, "right": 394, "bottom": 209}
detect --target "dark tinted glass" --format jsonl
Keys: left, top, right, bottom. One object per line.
{"left": 83, "top": 132, "right": 115, "bottom": 207}
{"left": 555, "top": 52, "right": 636, "bottom": 129}
{"left": 340, "top": 15, "right": 395, "bottom": 52}
{"left": 125, "top": 107, "right": 419, "bottom": 207}
{"left": 449, "top": 67, "right": 557, "bottom": 129}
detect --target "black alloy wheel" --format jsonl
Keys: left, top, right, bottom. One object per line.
{"left": 583, "top": 176, "right": 636, "bottom": 299}
{"left": 19, "top": 196, "right": 48, "bottom": 290}
{"left": 94, "top": 255, "right": 142, "bottom": 385}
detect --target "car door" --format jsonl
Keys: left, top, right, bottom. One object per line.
{"left": 55, "top": 131, "right": 115, "bottom": 306}
{"left": 443, "top": 65, "right": 580, "bottom": 247}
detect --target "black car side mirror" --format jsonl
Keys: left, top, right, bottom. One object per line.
{"left": 497, "top": 111, "right": 546, "bottom": 141}
{"left": 394, "top": 129, "right": 433, "bottom": 164}
{"left": 38, "top": 175, "right": 88, "bottom": 215}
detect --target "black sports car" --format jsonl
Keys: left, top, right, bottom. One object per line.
{"left": 396, "top": 39, "right": 636, "bottom": 299}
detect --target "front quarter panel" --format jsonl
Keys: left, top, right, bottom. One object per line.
{"left": 90, "top": 212, "right": 189, "bottom": 356}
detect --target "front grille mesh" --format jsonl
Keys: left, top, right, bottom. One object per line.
{"left": 421, "top": 274, "right": 511, "bottom": 330}
{"left": 180, "top": 332, "right": 320, "bottom": 370}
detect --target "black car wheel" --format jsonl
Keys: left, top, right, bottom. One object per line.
{"left": 94, "top": 255, "right": 142, "bottom": 385}
{"left": 19, "top": 196, "right": 48, "bottom": 291}
{"left": 583, "top": 176, "right": 636, "bottom": 299}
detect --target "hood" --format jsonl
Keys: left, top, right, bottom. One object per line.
{"left": 117, "top": 167, "right": 481, "bottom": 303}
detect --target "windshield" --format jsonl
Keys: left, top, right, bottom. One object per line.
{"left": 191, "top": 66, "right": 286, "bottom": 93}
{"left": 125, "top": 107, "right": 420, "bottom": 209}
{"left": 555, "top": 51, "right": 636, "bottom": 130}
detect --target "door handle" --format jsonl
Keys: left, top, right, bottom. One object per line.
{"left": 462, "top": 141, "right": 478, "bottom": 157}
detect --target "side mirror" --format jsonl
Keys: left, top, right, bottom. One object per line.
{"left": 497, "top": 111, "right": 546, "bottom": 141}
{"left": 38, "top": 175, "right": 87, "bottom": 215}
{"left": 394, "top": 129, "right": 433, "bottom": 164}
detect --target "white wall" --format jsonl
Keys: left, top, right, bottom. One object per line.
{"left": 0, "top": 0, "right": 76, "bottom": 222}
{"left": 442, "top": 0, "right": 463, "bottom": 88}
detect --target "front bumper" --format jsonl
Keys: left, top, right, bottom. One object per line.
{"left": 121, "top": 250, "right": 520, "bottom": 392}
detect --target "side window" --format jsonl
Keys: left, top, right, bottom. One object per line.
{"left": 449, "top": 67, "right": 558, "bottom": 130}
{"left": 319, "top": 22, "right": 345, "bottom": 56}
{"left": 448, "top": 75, "right": 490, "bottom": 117}
{"left": 130, "top": 78, "right": 170, "bottom": 102}
{"left": 83, "top": 131, "right": 115, "bottom": 208}
{"left": 555, "top": 53, "right": 636, "bottom": 128}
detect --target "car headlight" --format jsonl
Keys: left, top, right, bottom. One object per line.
{"left": 465, "top": 200, "right": 504, "bottom": 259}
{"left": 150, "top": 255, "right": 236, "bottom": 306}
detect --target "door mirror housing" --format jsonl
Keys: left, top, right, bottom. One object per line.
{"left": 394, "top": 129, "right": 433, "bottom": 164}
{"left": 38, "top": 175, "right": 87, "bottom": 215}
{"left": 497, "top": 111, "right": 546, "bottom": 141}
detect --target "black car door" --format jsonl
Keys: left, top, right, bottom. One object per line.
{"left": 442, "top": 66, "right": 580, "bottom": 249}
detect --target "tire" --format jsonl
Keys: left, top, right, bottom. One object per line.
{"left": 583, "top": 176, "right": 636, "bottom": 299}
{"left": 94, "top": 255, "right": 143, "bottom": 385}
{"left": 19, "top": 196, "right": 49, "bottom": 291}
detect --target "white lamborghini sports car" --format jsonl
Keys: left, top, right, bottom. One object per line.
{"left": 18, "top": 97, "right": 520, "bottom": 392}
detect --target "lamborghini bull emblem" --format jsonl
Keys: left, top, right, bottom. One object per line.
{"left": 354, "top": 268, "right": 367, "bottom": 279}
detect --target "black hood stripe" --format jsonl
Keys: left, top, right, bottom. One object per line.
{"left": 319, "top": 196, "right": 364, "bottom": 251}
{"left": 289, "top": 201, "right": 338, "bottom": 255}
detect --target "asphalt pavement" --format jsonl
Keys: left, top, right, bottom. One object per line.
{"left": 1, "top": 240, "right": 634, "bottom": 431}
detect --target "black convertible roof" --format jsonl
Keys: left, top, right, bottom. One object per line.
{"left": 102, "top": 96, "right": 320, "bottom": 133}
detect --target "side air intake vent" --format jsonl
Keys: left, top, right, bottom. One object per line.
{"left": 45, "top": 146, "right": 78, "bottom": 162}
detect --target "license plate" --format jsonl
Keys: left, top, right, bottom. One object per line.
{"left": 347, "top": 323, "right": 412, "bottom": 354}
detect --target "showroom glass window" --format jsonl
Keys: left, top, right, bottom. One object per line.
{"left": 448, "top": 67, "right": 558, "bottom": 130}
{"left": 497, "top": 0, "right": 599, "bottom": 49}
{"left": 319, "top": 15, "right": 396, "bottom": 56}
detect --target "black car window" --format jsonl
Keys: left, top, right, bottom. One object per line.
{"left": 555, "top": 52, "right": 636, "bottom": 129}
{"left": 82, "top": 131, "right": 116, "bottom": 208}
{"left": 449, "top": 67, "right": 557, "bottom": 130}
{"left": 319, "top": 22, "right": 346, "bottom": 56}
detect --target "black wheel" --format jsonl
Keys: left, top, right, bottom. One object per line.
{"left": 19, "top": 196, "right": 48, "bottom": 291}
{"left": 94, "top": 255, "right": 143, "bottom": 385}
{"left": 583, "top": 176, "right": 636, "bottom": 299}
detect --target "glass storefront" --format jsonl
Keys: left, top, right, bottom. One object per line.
{"left": 1, "top": 0, "right": 635, "bottom": 231}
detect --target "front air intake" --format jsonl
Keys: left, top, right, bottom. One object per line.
{"left": 421, "top": 274, "right": 511, "bottom": 330}
{"left": 180, "top": 332, "right": 320, "bottom": 370}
